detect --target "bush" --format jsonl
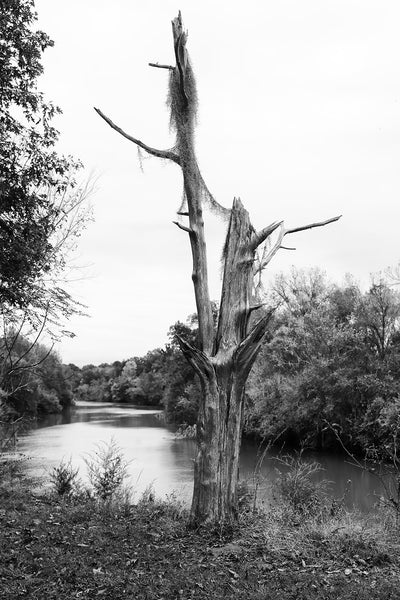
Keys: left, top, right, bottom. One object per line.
{"left": 50, "top": 458, "right": 80, "bottom": 496}
{"left": 274, "top": 451, "right": 330, "bottom": 517}
{"left": 174, "top": 423, "right": 196, "bottom": 439}
{"left": 84, "top": 438, "right": 130, "bottom": 501}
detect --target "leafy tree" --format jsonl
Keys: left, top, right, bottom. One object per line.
{"left": 0, "top": 325, "right": 72, "bottom": 418}
{"left": 246, "top": 271, "right": 400, "bottom": 452}
{"left": 0, "top": 0, "right": 82, "bottom": 313}
{"left": 163, "top": 320, "right": 201, "bottom": 425}
{"left": 355, "top": 281, "right": 400, "bottom": 361}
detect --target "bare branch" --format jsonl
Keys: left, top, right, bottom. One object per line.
{"left": 10, "top": 304, "right": 50, "bottom": 373}
{"left": 256, "top": 214, "right": 341, "bottom": 273}
{"left": 173, "top": 221, "right": 193, "bottom": 234}
{"left": 285, "top": 215, "right": 342, "bottom": 236}
{"left": 149, "top": 62, "right": 175, "bottom": 70}
{"left": 7, "top": 343, "right": 55, "bottom": 378}
{"left": 259, "top": 226, "right": 286, "bottom": 269}
{"left": 250, "top": 221, "right": 283, "bottom": 251}
{"left": 94, "top": 108, "right": 180, "bottom": 165}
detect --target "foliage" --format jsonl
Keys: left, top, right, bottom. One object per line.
{"left": 0, "top": 324, "right": 73, "bottom": 419}
{"left": 68, "top": 267, "right": 400, "bottom": 460}
{"left": 0, "top": 1, "right": 92, "bottom": 423}
{"left": 83, "top": 439, "right": 130, "bottom": 501}
{"left": 274, "top": 452, "right": 330, "bottom": 517}
{"left": 245, "top": 268, "right": 400, "bottom": 453}
{"left": 175, "top": 423, "right": 197, "bottom": 439}
{"left": 50, "top": 458, "right": 80, "bottom": 497}
{"left": 327, "top": 420, "right": 400, "bottom": 527}
{"left": 0, "top": 0, "right": 84, "bottom": 313}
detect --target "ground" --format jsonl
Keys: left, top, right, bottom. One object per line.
{"left": 1, "top": 471, "right": 400, "bottom": 600}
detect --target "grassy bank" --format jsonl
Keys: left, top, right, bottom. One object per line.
{"left": 1, "top": 465, "right": 400, "bottom": 600}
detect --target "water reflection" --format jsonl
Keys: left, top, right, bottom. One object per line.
{"left": 19, "top": 402, "right": 384, "bottom": 511}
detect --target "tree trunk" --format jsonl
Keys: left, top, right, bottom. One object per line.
{"left": 178, "top": 198, "right": 274, "bottom": 523}
{"left": 191, "top": 367, "right": 246, "bottom": 522}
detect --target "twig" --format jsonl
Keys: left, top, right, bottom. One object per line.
{"left": 149, "top": 62, "right": 175, "bottom": 70}
{"left": 173, "top": 221, "right": 193, "bottom": 234}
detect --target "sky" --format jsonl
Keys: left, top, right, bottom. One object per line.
{"left": 34, "top": 0, "right": 400, "bottom": 366}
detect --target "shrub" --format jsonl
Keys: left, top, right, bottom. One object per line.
{"left": 174, "top": 423, "right": 196, "bottom": 439}
{"left": 274, "top": 451, "right": 330, "bottom": 517}
{"left": 84, "top": 438, "right": 130, "bottom": 501}
{"left": 50, "top": 458, "right": 80, "bottom": 496}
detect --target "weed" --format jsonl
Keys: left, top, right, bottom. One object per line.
{"left": 50, "top": 458, "right": 80, "bottom": 496}
{"left": 84, "top": 438, "right": 130, "bottom": 501}
{"left": 274, "top": 451, "right": 330, "bottom": 518}
{"left": 326, "top": 420, "right": 400, "bottom": 526}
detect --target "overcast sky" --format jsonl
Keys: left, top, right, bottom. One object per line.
{"left": 35, "top": 0, "right": 400, "bottom": 366}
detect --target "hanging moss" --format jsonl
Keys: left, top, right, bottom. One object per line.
{"left": 167, "top": 59, "right": 230, "bottom": 222}
{"left": 167, "top": 60, "right": 198, "bottom": 138}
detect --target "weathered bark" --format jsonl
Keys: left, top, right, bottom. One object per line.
{"left": 177, "top": 198, "right": 275, "bottom": 522}
{"left": 95, "top": 11, "right": 341, "bottom": 524}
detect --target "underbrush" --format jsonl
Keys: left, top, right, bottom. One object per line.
{"left": 1, "top": 444, "right": 399, "bottom": 599}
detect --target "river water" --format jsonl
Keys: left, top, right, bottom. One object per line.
{"left": 18, "top": 402, "right": 384, "bottom": 512}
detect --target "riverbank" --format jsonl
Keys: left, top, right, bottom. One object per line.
{"left": 1, "top": 468, "right": 400, "bottom": 600}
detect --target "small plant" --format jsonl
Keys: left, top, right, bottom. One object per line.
{"left": 84, "top": 438, "right": 130, "bottom": 501}
{"left": 237, "top": 479, "right": 254, "bottom": 513}
{"left": 50, "top": 458, "right": 80, "bottom": 496}
{"left": 251, "top": 430, "right": 287, "bottom": 511}
{"left": 174, "top": 423, "right": 196, "bottom": 439}
{"left": 274, "top": 451, "right": 330, "bottom": 517}
{"left": 138, "top": 482, "right": 156, "bottom": 505}
{"left": 326, "top": 420, "right": 400, "bottom": 527}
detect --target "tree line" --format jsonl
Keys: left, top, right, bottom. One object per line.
{"left": 67, "top": 268, "right": 400, "bottom": 455}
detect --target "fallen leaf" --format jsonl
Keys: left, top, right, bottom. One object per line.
{"left": 228, "top": 569, "right": 239, "bottom": 579}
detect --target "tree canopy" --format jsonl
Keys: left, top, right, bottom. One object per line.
{"left": 0, "top": 0, "right": 81, "bottom": 311}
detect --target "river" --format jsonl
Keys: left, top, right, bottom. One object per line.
{"left": 18, "top": 402, "right": 384, "bottom": 512}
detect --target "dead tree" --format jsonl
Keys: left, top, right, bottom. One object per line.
{"left": 95, "top": 12, "right": 340, "bottom": 523}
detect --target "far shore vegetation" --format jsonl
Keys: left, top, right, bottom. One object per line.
{"left": 7, "top": 268, "right": 400, "bottom": 458}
